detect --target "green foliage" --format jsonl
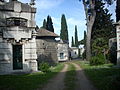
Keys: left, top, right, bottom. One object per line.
{"left": 78, "top": 31, "right": 86, "bottom": 45}
{"left": 39, "top": 62, "right": 50, "bottom": 72}
{"left": 90, "top": 54, "right": 105, "bottom": 65}
{"left": 78, "top": 61, "right": 120, "bottom": 90}
{"left": 60, "top": 14, "right": 69, "bottom": 41}
{"left": 78, "top": 39, "right": 84, "bottom": 45}
{"left": 46, "top": 15, "right": 54, "bottom": 32}
{"left": 75, "top": 25, "right": 78, "bottom": 47}
{"left": 109, "top": 42, "right": 117, "bottom": 65}
{"left": 0, "top": 63, "right": 64, "bottom": 90}
{"left": 64, "top": 63, "right": 76, "bottom": 90}
{"left": 91, "top": 0, "right": 115, "bottom": 55}
{"left": 92, "top": 38, "right": 108, "bottom": 55}
{"left": 83, "top": 31, "right": 86, "bottom": 48}
{"left": 71, "top": 36, "right": 75, "bottom": 47}
{"left": 42, "top": 19, "right": 47, "bottom": 29}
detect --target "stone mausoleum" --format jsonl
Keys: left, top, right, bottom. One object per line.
{"left": 0, "top": 0, "right": 38, "bottom": 74}
{"left": 36, "top": 28, "right": 59, "bottom": 65}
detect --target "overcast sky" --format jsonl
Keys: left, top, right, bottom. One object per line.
{"left": 18, "top": 0, "right": 116, "bottom": 46}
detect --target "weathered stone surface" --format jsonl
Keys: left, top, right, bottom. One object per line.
{"left": 36, "top": 38, "right": 58, "bottom": 65}
{"left": 0, "top": 0, "right": 38, "bottom": 74}
{"left": 57, "top": 40, "right": 69, "bottom": 61}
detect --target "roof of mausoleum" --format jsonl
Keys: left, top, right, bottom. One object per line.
{"left": 0, "top": 0, "right": 36, "bottom": 13}
{"left": 37, "top": 28, "right": 59, "bottom": 37}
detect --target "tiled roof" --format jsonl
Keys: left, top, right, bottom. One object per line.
{"left": 37, "top": 28, "right": 59, "bottom": 37}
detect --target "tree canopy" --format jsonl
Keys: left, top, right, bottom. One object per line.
{"left": 75, "top": 25, "right": 78, "bottom": 47}
{"left": 42, "top": 19, "right": 47, "bottom": 29}
{"left": 60, "top": 14, "right": 69, "bottom": 42}
{"left": 46, "top": 15, "right": 54, "bottom": 32}
{"left": 91, "top": 0, "right": 115, "bottom": 55}
{"left": 71, "top": 36, "right": 75, "bottom": 47}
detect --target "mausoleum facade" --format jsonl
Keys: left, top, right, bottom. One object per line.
{"left": 0, "top": 0, "right": 38, "bottom": 74}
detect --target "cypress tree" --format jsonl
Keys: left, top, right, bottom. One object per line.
{"left": 46, "top": 15, "right": 54, "bottom": 32}
{"left": 83, "top": 31, "right": 87, "bottom": 59}
{"left": 71, "top": 36, "right": 75, "bottom": 47}
{"left": 91, "top": 0, "right": 115, "bottom": 55}
{"left": 84, "top": 31, "right": 86, "bottom": 49}
{"left": 60, "top": 14, "right": 69, "bottom": 42}
{"left": 42, "top": 19, "right": 47, "bottom": 29}
{"left": 35, "top": 25, "right": 39, "bottom": 31}
{"left": 75, "top": 25, "right": 78, "bottom": 47}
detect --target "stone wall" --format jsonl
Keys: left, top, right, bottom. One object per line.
{"left": 36, "top": 39, "right": 58, "bottom": 65}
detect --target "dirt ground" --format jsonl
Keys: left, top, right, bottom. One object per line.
{"left": 40, "top": 64, "right": 68, "bottom": 90}
{"left": 38, "top": 62, "right": 97, "bottom": 90}
{"left": 72, "top": 63, "right": 97, "bottom": 90}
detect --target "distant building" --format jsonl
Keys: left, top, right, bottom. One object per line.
{"left": 36, "top": 28, "right": 59, "bottom": 65}
{"left": 57, "top": 40, "right": 69, "bottom": 62}
{"left": 109, "top": 38, "right": 117, "bottom": 48}
{"left": 0, "top": 0, "right": 38, "bottom": 74}
{"left": 70, "top": 47, "right": 79, "bottom": 59}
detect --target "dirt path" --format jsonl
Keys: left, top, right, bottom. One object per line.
{"left": 72, "top": 63, "right": 97, "bottom": 90}
{"left": 40, "top": 64, "right": 68, "bottom": 90}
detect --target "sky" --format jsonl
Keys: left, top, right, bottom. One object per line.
{"left": 16, "top": 0, "right": 116, "bottom": 46}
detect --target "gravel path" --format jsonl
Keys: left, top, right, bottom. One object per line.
{"left": 72, "top": 63, "right": 97, "bottom": 90}
{"left": 40, "top": 64, "right": 68, "bottom": 90}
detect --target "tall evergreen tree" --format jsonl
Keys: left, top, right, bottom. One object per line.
{"left": 42, "top": 19, "right": 47, "bottom": 29}
{"left": 46, "top": 15, "right": 54, "bottom": 32}
{"left": 91, "top": 0, "right": 115, "bottom": 55}
{"left": 75, "top": 25, "right": 78, "bottom": 47}
{"left": 71, "top": 36, "right": 75, "bottom": 47}
{"left": 79, "top": 0, "right": 113, "bottom": 60}
{"left": 84, "top": 31, "right": 86, "bottom": 49}
{"left": 60, "top": 14, "right": 69, "bottom": 41}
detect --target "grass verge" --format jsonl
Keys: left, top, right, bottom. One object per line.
{"left": 0, "top": 63, "right": 64, "bottom": 90}
{"left": 64, "top": 63, "right": 76, "bottom": 90}
{"left": 76, "top": 61, "right": 120, "bottom": 90}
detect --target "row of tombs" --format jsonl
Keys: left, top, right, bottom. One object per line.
{"left": 0, "top": 0, "right": 79, "bottom": 74}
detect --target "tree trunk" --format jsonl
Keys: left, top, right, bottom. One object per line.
{"left": 83, "top": 0, "right": 96, "bottom": 60}
{"left": 86, "top": 14, "right": 96, "bottom": 60}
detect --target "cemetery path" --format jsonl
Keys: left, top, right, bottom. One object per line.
{"left": 40, "top": 64, "right": 68, "bottom": 90}
{"left": 72, "top": 62, "right": 97, "bottom": 90}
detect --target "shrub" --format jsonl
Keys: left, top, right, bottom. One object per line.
{"left": 38, "top": 62, "right": 50, "bottom": 72}
{"left": 90, "top": 54, "right": 105, "bottom": 65}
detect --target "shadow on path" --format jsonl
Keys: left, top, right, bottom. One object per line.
{"left": 72, "top": 63, "right": 97, "bottom": 90}
{"left": 39, "top": 64, "right": 68, "bottom": 90}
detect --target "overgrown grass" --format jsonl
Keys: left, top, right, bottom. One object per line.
{"left": 77, "top": 61, "right": 120, "bottom": 90}
{"left": 0, "top": 63, "right": 64, "bottom": 90}
{"left": 64, "top": 63, "right": 76, "bottom": 90}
